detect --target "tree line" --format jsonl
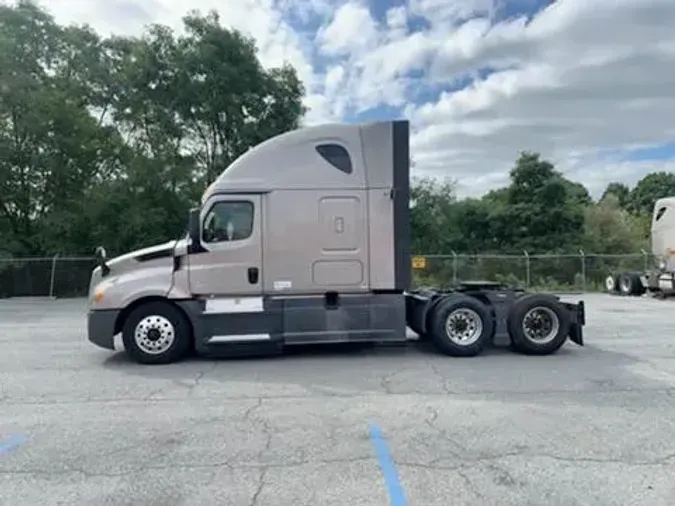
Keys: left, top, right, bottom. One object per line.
{"left": 412, "top": 155, "right": 675, "bottom": 257}
{"left": 2, "top": 1, "right": 675, "bottom": 263}
{"left": 0, "top": 1, "right": 305, "bottom": 257}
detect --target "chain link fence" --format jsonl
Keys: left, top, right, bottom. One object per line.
{"left": 412, "top": 252, "right": 655, "bottom": 292}
{"left": 0, "top": 251, "right": 658, "bottom": 298}
{"left": 0, "top": 256, "right": 96, "bottom": 298}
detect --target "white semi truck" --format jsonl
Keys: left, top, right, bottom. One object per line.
{"left": 606, "top": 196, "right": 675, "bottom": 297}
{"left": 86, "top": 119, "right": 586, "bottom": 364}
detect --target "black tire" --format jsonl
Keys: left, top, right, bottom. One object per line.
{"left": 632, "top": 273, "right": 647, "bottom": 296}
{"left": 415, "top": 332, "right": 430, "bottom": 342}
{"left": 618, "top": 272, "right": 645, "bottom": 296}
{"left": 507, "top": 293, "right": 571, "bottom": 355}
{"left": 121, "top": 301, "right": 192, "bottom": 365}
{"left": 428, "top": 293, "right": 493, "bottom": 357}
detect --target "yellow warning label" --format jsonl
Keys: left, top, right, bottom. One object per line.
{"left": 412, "top": 256, "right": 427, "bottom": 269}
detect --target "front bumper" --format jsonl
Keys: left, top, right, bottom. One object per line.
{"left": 87, "top": 309, "right": 120, "bottom": 350}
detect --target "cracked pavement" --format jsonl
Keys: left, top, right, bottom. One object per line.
{"left": 2, "top": 294, "right": 675, "bottom": 505}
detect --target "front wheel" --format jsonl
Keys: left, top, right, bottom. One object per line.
{"left": 122, "top": 301, "right": 192, "bottom": 365}
{"left": 507, "top": 294, "right": 571, "bottom": 355}
{"left": 428, "top": 294, "right": 494, "bottom": 357}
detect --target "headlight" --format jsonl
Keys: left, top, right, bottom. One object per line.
{"left": 88, "top": 267, "right": 102, "bottom": 296}
{"left": 91, "top": 278, "right": 114, "bottom": 304}
{"left": 659, "top": 258, "right": 668, "bottom": 271}
{"left": 92, "top": 284, "right": 106, "bottom": 304}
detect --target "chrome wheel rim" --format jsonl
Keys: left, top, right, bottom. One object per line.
{"left": 605, "top": 275, "right": 615, "bottom": 291}
{"left": 521, "top": 306, "right": 560, "bottom": 344}
{"left": 445, "top": 308, "right": 483, "bottom": 346}
{"left": 134, "top": 315, "right": 175, "bottom": 355}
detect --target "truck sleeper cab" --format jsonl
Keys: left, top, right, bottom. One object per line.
{"left": 86, "top": 119, "right": 585, "bottom": 364}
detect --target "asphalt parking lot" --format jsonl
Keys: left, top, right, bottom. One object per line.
{"left": 1, "top": 294, "right": 675, "bottom": 506}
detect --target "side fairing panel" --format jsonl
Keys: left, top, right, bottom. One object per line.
{"left": 359, "top": 121, "right": 394, "bottom": 188}
{"left": 361, "top": 120, "right": 411, "bottom": 291}
{"left": 367, "top": 187, "right": 396, "bottom": 290}
{"left": 391, "top": 121, "right": 412, "bottom": 291}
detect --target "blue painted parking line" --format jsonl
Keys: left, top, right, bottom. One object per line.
{"left": 368, "top": 423, "right": 407, "bottom": 506}
{"left": 0, "top": 434, "right": 25, "bottom": 455}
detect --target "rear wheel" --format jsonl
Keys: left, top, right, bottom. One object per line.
{"left": 605, "top": 274, "right": 618, "bottom": 293}
{"left": 428, "top": 294, "right": 493, "bottom": 357}
{"left": 122, "top": 301, "right": 192, "bottom": 365}
{"left": 507, "top": 293, "right": 571, "bottom": 355}
{"left": 618, "top": 272, "right": 645, "bottom": 296}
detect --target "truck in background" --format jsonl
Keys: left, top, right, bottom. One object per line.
{"left": 86, "top": 119, "right": 586, "bottom": 365}
{"left": 606, "top": 196, "right": 675, "bottom": 298}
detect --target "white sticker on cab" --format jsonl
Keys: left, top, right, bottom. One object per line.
{"left": 274, "top": 280, "right": 292, "bottom": 290}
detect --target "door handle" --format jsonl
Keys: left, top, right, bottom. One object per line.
{"left": 248, "top": 267, "right": 259, "bottom": 284}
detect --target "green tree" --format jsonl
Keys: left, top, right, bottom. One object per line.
{"left": 601, "top": 182, "right": 630, "bottom": 208}
{"left": 629, "top": 172, "right": 675, "bottom": 216}
{"left": 409, "top": 153, "right": 591, "bottom": 256}
{"left": 176, "top": 10, "right": 306, "bottom": 183}
{"left": 0, "top": 2, "right": 307, "bottom": 257}
{"left": 0, "top": 1, "right": 125, "bottom": 254}
{"left": 410, "top": 176, "right": 458, "bottom": 254}
{"left": 563, "top": 180, "right": 592, "bottom": 206}
{"left": 495, "top": 152, "right": 585, "bottom": 252}
{"left": 105, "top": 11, "right": 307, "bottom": 186}
{"left": 583, "top": 194, "right": 647, "bottom": 254}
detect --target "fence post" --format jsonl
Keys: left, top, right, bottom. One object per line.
{"left": 523, "top": 250, "right": 530, "bottom": 288}
{"left": 451, "top": 250, "right": 458, "bottom": 283}
{"left": 49, "top": 253, "right": 59, "bottom": 299}
{"left": 579, "top": 249, "right": 586, "bottom": 292}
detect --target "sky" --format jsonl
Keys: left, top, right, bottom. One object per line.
{"left": 35, "top": 0, "right": 675, "bottom": 198}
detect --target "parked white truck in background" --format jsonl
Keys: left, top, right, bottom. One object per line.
{"left": 86, "top": 119, "right": 586, "bottom": 364}
{"left": 606, "top": 196, "right": 675, "bottom": 297}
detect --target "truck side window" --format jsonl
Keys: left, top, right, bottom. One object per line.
{"left": 656, "top": 207, "right": 667, "bottom": 221}
{"left": 316, "top": 144, "right": 353, "bottom": 174}
{"left": 202, "top": 201, "right": 254, "bottom": 243}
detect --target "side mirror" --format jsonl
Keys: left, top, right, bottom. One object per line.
{"left": 94, "top": 246, "right": 107, "bottom": 261}
{"left": 188, "top": 208, "right": 200, "bottom": 245}
{"left": 94, "top": 246, "right": 110, "bottom": 276}
{"left": 187, "top": 208, "right": 206, "bottom": 254}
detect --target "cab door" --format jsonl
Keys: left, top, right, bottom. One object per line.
{"left": 188, "top": 194, "right": 262, "bottom": 297}
{"left": 188, "top": 193, "right": 280, "bottom": 346}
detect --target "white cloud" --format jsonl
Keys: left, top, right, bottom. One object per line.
{"left": 409, "top": 0, "right": 494, "bottom": 26}
{"left": 406, "top": 0, "right": 675, "bottom": 197}
{"left": 316, "top": 1, "right": 379, "bottom": 56}
{"left": 32, "top": 0, "right": 675, "bottom": 197}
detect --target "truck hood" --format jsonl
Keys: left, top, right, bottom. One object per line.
{"left": 88, "top": 238, "right": 189, "bottom": 301}
{"left": 107, "top": 240, "right": 177, "bottom": 268}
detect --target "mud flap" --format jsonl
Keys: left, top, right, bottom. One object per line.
{"left": 564, "top": 300, "right": 585, "bottom": 346}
